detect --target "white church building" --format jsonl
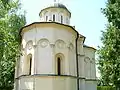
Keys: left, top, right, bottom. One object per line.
{"left": 14, "top": 2, "right": 97, "bottom": 90}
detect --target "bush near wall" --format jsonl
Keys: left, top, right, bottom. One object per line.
{"left": 97, "top": 86, "right": 116, "bottom": 90}
{"left": 0, "top": 87, "right": 13, "bottom": 90}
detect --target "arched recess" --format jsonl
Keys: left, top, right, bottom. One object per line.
{"left": 66, "top": 16, "right": 69, "bottom": 24}
{"left": 55, "top": 53, "right": 65, "bottom": 75}
{"left": 44, "top": 11, "right": 49, "bottom": 21}
{"left": 53, "top": 14, "right": 56, "bottom": 21}
{"left": 61, "top": 15, "right": 63, "bottom": 23}
{"left": 84, "top": 57, "right": 90, "bottom": 78}
{"left": 55, "top": 39, "right": 66, "bottom": 49}
{"left": 58, "top": 12, "right": 64, "bottom": 23}
{"left": 24, "top": 54, "right": 32, "bottom": 75}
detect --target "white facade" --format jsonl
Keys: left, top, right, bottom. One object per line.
{"left": 14, "top": 3, "right": 97, "bottom": 90}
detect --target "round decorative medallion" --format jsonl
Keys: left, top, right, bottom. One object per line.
{"left": 27, "top": 41, "right": 33, "bottom": 50}
{"left": 56, "top": 40, "right": 65, "bottom": 49}
{"left": 84, "top": 57, "right": 90, "bottom": 63}
{"left": 39, "top": 39, "right": 49, "bottom": 48}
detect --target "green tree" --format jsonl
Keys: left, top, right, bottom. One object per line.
{"left": 0, "top": 0, "right": 26, "bottom": 89}
{"left": 98, "top": 0, "right": 120, "bottom": 89}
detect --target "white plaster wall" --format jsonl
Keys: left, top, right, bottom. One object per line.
{"left": 84, "top": 47, "right": 97, "bottom": 90}
{"left": 84, "top": 57, "right": 91, "bottom": 79}
{"left": 67, "top": 77, "right": 77, "bottom": 90}
{"left": 22, "top": 29, "right": 36, "bottom": 45}
{"left": 18, "top": 77, "right": 34, "bottom": 90}
{"left": 79, "top": 79, "right": 85, "bottom": 90}
{"left": 52, "top": 27, "right": 77, "bottom": 76}
{"left": 20, "top": 24, "right": 77, "bottom": 76}
{"left": 17, "top": 76, "right": 77, "bottom": 90}
{"left": 85, "top": 81, "right": 97, "bottom": 90}
{"left": 37, "top": 40, "right": 53, "bottom": 74}
{"left": 69, "top": 48, "right": 76, "bottom": 76}
{"left": 77, "top": 38, "right": 86, "bottom": 90}
{"left": 18, "top": 56, "right": 24, "bottom": 76}
{"left": 35, "top": 77, "right": 53, "bottom": 90}
{"left": 84, "top": 47, "right": 96, "bottom": 79}
{"left": 53, "top": 77, "right": 66, "bottom": 90}
{"left": 77, "top": 37, "right": 85, "bottom": 78}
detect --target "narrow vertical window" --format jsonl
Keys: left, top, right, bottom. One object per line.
{"left": 57, "top": 57, "right": 61, "bottom": 75}
{"left": 46, "top": 16, "right": 48, "bottom": 21}
{"left": 29, "top": 56, "right": 32, "bottom": 75}
{"left": 61, "top": 15, "right": 63, "bottom": 23}
{"left": 66, "top": 17, "right": 68, "bottom": 24}
{"left": 53, "top": 14, "right": 55, "bottom": 21}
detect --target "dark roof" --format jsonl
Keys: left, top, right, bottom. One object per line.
{"left": 39, "top": 3, "right": 71, "bottom": 16}
{"left": 19, "top": 22, "right": 79, "bottom": 35}
{"left": 53, "top": 3, "right": 68, "bottom": 10}
{"left": 83, "top": 45, "right": 96, "bottom": 50}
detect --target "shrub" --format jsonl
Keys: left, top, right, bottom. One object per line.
{"left": 97, "top": 86, "right": 116, "bottom": 90}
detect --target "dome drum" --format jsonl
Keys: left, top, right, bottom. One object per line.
{"left": 39, "top": 3, "right": 71, "bottom": 25}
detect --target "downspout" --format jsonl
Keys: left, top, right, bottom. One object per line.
{"left": 33, "top": 24, "right": 37, "bottom": 90}
{"left": 76, "top": 33, "right": 79, "bottom": 90}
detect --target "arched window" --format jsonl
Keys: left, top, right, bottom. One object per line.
{"left": 66, "top": 17, "right": 69, "bottom": 24}
{"left": 61, "top": 15, "right": 63, "bottom": 23}
{"left": 55, "top": 53, "right": 65, "bottom": 75}
{"left": 26, "top": 54, "right": 32, "bottom": 75}
{"left": 53, "top": 14, "right": 55, "bottom": 21}
{"left": 46, "top": 16, "right": 48, "bottom": 21}
{"left": 57, "top": 57, "right": 61, "bottom": 75}
{"left": 29, "top": 56, "right": 32, "bottom": 75}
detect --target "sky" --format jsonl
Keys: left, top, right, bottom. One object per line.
{"left": 20, "top": 0, "right": 107, "bottom": 77}
{"left": 20, "top": 0, "right": 107, "bottom": 49}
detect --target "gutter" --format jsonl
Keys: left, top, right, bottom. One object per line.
{"left": 76, "top": 33, "right": 79, "bottom": 90}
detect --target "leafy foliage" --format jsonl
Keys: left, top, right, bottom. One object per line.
{"left": 97, "top": 86, "right": 115, "bottom": 90}
{"left": 0, "top": 0, "right": 26, "bottom": 89}
{"left": 98, "top": 0, "right": 120, "bottom": 89}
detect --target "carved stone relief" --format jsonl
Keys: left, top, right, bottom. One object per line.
{"left": 38, "top": 39, "right": 49, "bottom": 48}
{"left": 55, "top": 40, "right": 65, "bottom": 49}
{"left": 26, "top": 41, "right": 33, "bottom": 50}
{"left": 84, "top": 57, "right": 90, "bottom": 63}
{"left": 69, "top": 43, "right": 74, "bottom": 50}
